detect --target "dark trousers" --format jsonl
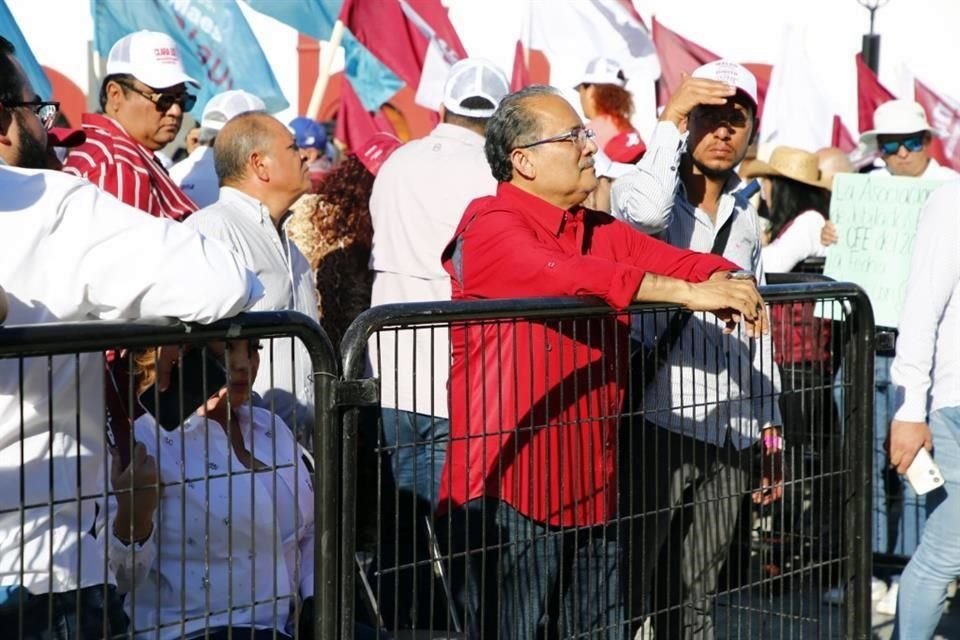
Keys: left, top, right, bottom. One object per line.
{"left": 0, "top": 585, "right": 128, "bottom": 640}
{"left": 621, "top": 425, "right": 750, "bottom": 640}
{"left": 495, "top": 501, "right": 625, "bottom": 640}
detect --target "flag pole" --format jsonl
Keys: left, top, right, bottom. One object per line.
{"left": 307, "top": 19, "right": 346, "bottom": 120}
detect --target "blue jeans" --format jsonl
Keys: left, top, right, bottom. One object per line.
{"left": 836, "top": 356, "right": 926, "bottom": 556}
{"left": 495, "top": 501, "right": 625, "bottom": 640}
{"left": 380, "top": 408, "right": 449, "bottom": 507}
{"left": 894, "top": 406, "right": 960, "bottom": 638}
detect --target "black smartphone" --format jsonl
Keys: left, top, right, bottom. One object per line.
{"left": 138, "top": 349, "right": 227, "bottom": 431}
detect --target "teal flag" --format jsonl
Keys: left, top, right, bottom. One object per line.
{"left": 0, "top": 0, "right": 53, "bottom": 99}
{"left": 241, "top": 0, "right": 403, "bottom": 111}
{"left": 91, "top": 0, "right": 288, "bottom": 117}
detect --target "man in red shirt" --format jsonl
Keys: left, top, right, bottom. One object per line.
{"left": 64, "top": 30, "right": 197, "bottom": 220}
{"left": 437, "top": 85, "right": 768, "bottom": 639}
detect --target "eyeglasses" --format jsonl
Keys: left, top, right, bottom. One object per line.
{"left": 514, "top": 127, "right": 596, "bottom": 150}
{"left": 879, "top": 134, "right": 926, "bottom": 156}
{"left": 118, "top": 81, "right": 197, "bottom": 113}
{"left": 3, "top": 99, "right": 60, "bottom": 129}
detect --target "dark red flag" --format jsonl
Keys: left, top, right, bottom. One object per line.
{"left": 335, "top": 78, "right": 393, "bottom": 151}
{"left": 856, "top": 53, "right": 895, "bottom": 134}
{"left": 915, "top": 79, "right": 960, "bottom": 171}
{"left": 652, "top": 18, "right": 718, "bottom": 107}
{"left": 831, "top": 115, "right": 857, "bottom": 153}
{"left": 339, "top": 0, "right": 468, "bottom": 90}
{"left": 510, "top": 40, "right": 530, "bottom": 92}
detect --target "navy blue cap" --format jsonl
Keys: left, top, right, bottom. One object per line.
{"left": 289, "top": 116, "right": 327, "bottom": 150}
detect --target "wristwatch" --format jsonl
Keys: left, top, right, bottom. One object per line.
{"left": 728, "top": 270, "right": 756, "bottom": 281}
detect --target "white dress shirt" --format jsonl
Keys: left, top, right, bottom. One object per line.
{"left": 169, "top": 145, "right": 220, "bottom": 208}
{"left": 611, "top": 121, "right": 782, "bottom": 448}
{"left": 186, "top": 188, "right": 320, "bottom": 435}
{"left": 368, "top": 123, "right": 497, "bottom": 418}
{"left": 0, "top": 163, "right": 262, "bottom": 595}
{"left": 762, "top": 209, "right": 828, "bottom": 273}
{"left": 891, "top": 182, "right": 960, "bottom": 422}
{"left": 107, "top": 406, "right": 314, "bottom": 639}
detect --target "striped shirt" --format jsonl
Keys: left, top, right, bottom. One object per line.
{"left": 611, "top": 121, "right": 782, "bottom": 449}
{"left": 63, "top": 113, "right": 197, "bottom": 220}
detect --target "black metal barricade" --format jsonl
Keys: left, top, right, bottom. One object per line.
{"left": 338, "top": 282, "right": 875, "bottom": 640}
{"left": 0, "top": 311, "right": 340, "bottom": 640}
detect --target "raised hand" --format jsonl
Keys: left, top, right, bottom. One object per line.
{"left": 660, "top": 72, "right": 737, "bottom": 132}
{"left": 111, "top": 441, "right": 159, "bottom": 544}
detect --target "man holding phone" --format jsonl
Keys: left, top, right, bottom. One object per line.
{"left": 888, "top": 181, "right": 960, "bottom": 637}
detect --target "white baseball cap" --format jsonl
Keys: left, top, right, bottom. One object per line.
{"left": 578, "top": 57, "right": 627, "bottom": 87}
{"left": 442, "top": 58, "right": 509, "bottom": 118}
{"left": 201, "top": 90, "right": 266, "bottom": 131}
{"left": 106, "top": 30, "right": 199, "bottom": 90}
{"left": 691, "top": 60, "right": 758, "bottom": 111}
{"left": 859, "top": 100, "right": 935, "bottom": 148}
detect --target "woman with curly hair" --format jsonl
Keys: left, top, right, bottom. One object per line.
{"left": 575, "top": 57, "right": 646, "bottom": 163}
{"left": 286, "top": 134, "right": 402, "bottom": 346}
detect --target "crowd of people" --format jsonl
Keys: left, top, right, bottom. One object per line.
{"left": 1, "top": 19, "right": 959, "bottom": 640}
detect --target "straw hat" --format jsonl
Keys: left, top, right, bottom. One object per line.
{"left": 740, "top": 145, "right": 832, "bottom": 190}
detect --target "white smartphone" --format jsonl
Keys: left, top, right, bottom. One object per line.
{"left": 905, "top": 447, "right": 945, "bottom": 495}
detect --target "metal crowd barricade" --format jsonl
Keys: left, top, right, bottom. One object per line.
{"left": 0, "top": 311, "right": 340, "bottom": 640}
{"left": 338, "top": 281, "right": 875, "bottom": 640}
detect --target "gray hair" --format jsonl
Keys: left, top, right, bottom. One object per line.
{"left": 213, "top": 111, "right": 271, "bottom": 184}
{"left": 484, "top": 85, "right": 560, "bottom": 182}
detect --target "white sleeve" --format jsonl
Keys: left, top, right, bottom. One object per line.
{"left": 610, "top": 121, "right": 685, "bottom": 234}
{"left": 761, "top": 210, "right": 827, "bottom": 274}
{"left": 891, "top": 184, "right": 960, "bottom": 421}
{"left": 56, "top": 183, "right": 263, "bottom": 322}
{"left": 752, "top": 231, "right": 783, "bottom": 427}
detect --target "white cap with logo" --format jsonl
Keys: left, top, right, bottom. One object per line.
{"left": 442, "top": 58, "right": 510, "bottom": 118}
{"left": 201, "top": 90, "right": 266, "bottom": 131}
{"left": 106, "top": 30, "right": 199, "bottom": 90}
{"left": 578, "top": 58, "right": 627, "bottom": 87}
{"left": 691, "top": 60, "right": 758, "bottom": 110}
{"left": 859, "top": 99, "right": 935, "bottom": 148}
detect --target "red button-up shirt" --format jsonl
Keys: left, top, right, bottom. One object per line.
{"left": 64, "top": 114, "right": 197, "bottom": 221}
{"left": 438, "top": 183, "right": 737, "bottom": 526}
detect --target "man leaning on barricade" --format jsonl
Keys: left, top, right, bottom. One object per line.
{"left": 611, "top": 60, "right": 784, "bottom": 638}
{"left": 0, "top": 34, "right": 264, "bottom": 639}
{"left": 434, "top": 84, "right": 770, "bottom": 640}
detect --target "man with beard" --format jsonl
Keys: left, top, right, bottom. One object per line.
{"left": 0, "top": 36, "right": 52, "bottom": 170}
{"left": 611, "top": 61, "right": 783, "bottom": 639}
{"left": 64, "top": 30, "right": 198, "bottom": 220}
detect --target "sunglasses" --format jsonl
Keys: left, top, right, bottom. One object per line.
{"left": 879, "top": 134, "right": 925, "bottom": 156}
{"left": 119, "top": 81, "right": 197, "bottom": 113}
{"left": 3, "top": 99, "right": 60, "bottom": 129}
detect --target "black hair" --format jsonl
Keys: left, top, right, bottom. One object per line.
{"left": 768, "top": 176, "right": 831, "bottom": 240}
{"left": 98, "top": 73, "right": 136, "bottom": 111}
{"left": 0, "top": 35, "right": 23, "bottom": 106}
{"left": 484, "top": 85, "right": 558, "bottom": 182}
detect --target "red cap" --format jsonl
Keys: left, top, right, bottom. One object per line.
{"left": 356, "top": 133, "right": 403, "bottom": 176}
{"left": 47, "top": 127, "right": 86, "bottom": 149}
{"left": 604, "top": 129, "right": 646, "bottom": 164}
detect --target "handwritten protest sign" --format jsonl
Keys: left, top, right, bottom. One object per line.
{"left": 821, "top": 173, "right": 944, "bottom": 328}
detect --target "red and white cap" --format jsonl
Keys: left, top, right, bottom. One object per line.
{"left": 106, "top": 30, "right": 199, "bottom": 90}
{"left": 691, "top": 60, "right": 758, "bottom": 111}
{"left": 46, "top": 127, "right": 86, "bottom": 149}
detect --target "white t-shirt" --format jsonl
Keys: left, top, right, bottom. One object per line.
{"left": 170, "top": 146, "right": 220, "bottom": 208}
{"left": 762, "top": 209, "right": 828, "bottom": 273}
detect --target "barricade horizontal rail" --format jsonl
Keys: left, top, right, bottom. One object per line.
{"left": 0, "top": 311, "right": 340, "bottom": 640}
{"left": 338, "top": 282, "right": 874, "bottom": 640}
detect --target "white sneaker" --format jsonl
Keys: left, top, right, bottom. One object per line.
{"left": 875, "top": 575, "right": 900, "bottom": 616}
{"left": 821, "top": 576, "right": 888, "bottom": 606}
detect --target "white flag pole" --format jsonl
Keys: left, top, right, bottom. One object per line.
{"left": 307, "top": 19, "right": 346, "bottom": 120}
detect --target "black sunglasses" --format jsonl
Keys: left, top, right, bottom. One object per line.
{"left": 3, "top": 99, "right": 60, "bottom": 129}
{"left": 118, "top": 81, "right": 196, "bottom": 113}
